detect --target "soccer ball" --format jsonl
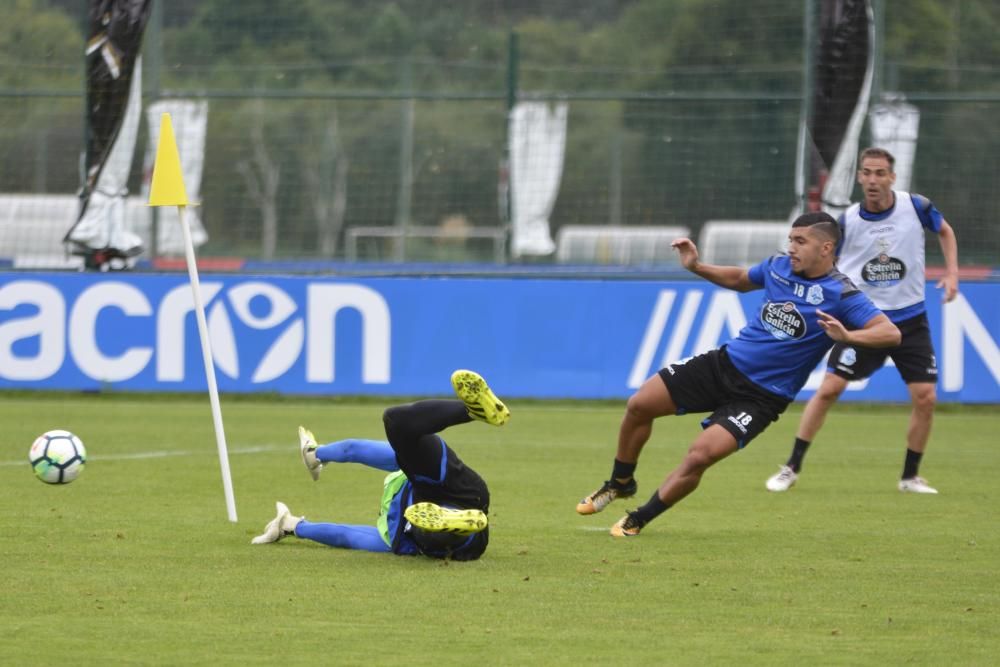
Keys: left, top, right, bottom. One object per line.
{"left": 29, "top": 430, "right": 87, "bottom": 484}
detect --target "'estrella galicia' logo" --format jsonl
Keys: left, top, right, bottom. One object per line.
{"left": 862, "top": 254, "right": 907, "bottom": 287}
{"left": 761, "top": 301, "right": 806, "bottom": 340}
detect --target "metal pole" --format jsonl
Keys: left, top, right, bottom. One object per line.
{"left": 393, "top": 58, "right": 414, "bottom": 262}
{"left": 503, "top": 31, "right": 519, "bottom": 259}
{"left": 609, "top": 128, "right": 623, "bottom": 226}
{"left": 79, "top": 3, "right": 90, "bottom": 201}
{"left": 871, "top": 0, "right": 885, "bottom": 102}
{"left": 506, "top": 31, "right": 519, "bottom": 114}
{"left": 146, "top": 0, "right": 164, "bottom": 262}
{"left": 798, "top": 0, "right": 817, "bottom": 214}
{"left": 34, "top": 129, "right": 48, "bottom": 191}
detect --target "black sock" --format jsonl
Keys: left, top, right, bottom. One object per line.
{"left": 611, "top": 459, "right": 636, "bottom": 485}
{"left": 631, "top": 491, "right": 671, "bottom": 526}
{"left": 902, "top": 448, "right": 923, "bottom": 479}
{"left": 786, "top": 437, "right": 811, "bottom": 473}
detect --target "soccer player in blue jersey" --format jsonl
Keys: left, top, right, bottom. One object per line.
{"left": 251, "top": 370, "right": 510, "bottom": 560}
{"left": 575, "top": 212, "right": 901, "bottom": 537}
{"left": 765, "top": 147, "right": 959, "bottom": 495}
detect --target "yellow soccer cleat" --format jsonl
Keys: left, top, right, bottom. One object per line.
{"left": 404, "top": 502, "right": 488, "bottom": 535}
{"left": 451, "top": 369, "right": 510, "bottom": 426}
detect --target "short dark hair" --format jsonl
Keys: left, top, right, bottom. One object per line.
{"left": 791, "top": 211, "right": 840, "bottom": 245}
{"left": 859, "top": 147, "right": 895, "bottom": 172}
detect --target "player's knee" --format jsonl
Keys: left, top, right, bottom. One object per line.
{"left": 911, "top": 386, "right": 937, "bottom": 412}
{"left": 624, "top": 393, "right": 655, "bottom": 423}
{"left": 815, "top": 380, "right": 846, "bottom": 403}
{"left": 382, "top": 405, "right": 408, "bottom": 440}
{"left": 681, "top": 445, "right": 714, "bottom": 474}
{"left": 815, "top": 383, "right": 846, "bottom": 407}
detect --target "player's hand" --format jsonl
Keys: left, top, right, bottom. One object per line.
{"left": 937, "top": 273, "right": 959, "bottom": 303}
{"left": 815, "top": 309, "right": 849, "bottom": 342}
{"left": 671, "top": 238, "right": 699, "bottom": 271}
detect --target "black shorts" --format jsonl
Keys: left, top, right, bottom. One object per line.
{"left": 393, "top": 433, "right": 490, "bottom": 512}
{"left": 395, "top": 434, "right": 489, "bottom": 561}
{"left": 827, "top": 313, "right": 938, "bottom": 384}
{"left": 658, "top": 347, "right": 790, "bottom": 449}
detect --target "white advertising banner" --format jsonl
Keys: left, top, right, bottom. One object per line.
{"left": 509, "top": 102, "right": 568, "bottom": 258}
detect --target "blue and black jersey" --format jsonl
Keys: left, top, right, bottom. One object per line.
{"left": 725, "top": 255, "right": 883, "bottom": 399}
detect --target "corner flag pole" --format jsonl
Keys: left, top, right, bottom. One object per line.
{"left": 148, "top": 112, "right": 238, "bottom": 523}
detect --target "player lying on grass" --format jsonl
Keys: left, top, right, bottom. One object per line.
{"left": 576, "top": 212, "right": 902, "bottom": 538}
{"left": 252, "top": 370, "right": 510, "bottom": 561}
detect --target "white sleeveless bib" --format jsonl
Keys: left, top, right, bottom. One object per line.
{"left": 837, "top": 191, "right": 926, "bottom": 311}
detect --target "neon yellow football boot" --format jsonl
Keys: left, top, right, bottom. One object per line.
{"left": 451, "top": 369, "right": 510, "bottom": 426}
{"left": 404, "top": 502, "right": 488, "bottom": 535}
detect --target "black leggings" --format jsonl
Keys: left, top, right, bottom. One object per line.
{"left": 382, "top": 400, "right": 488, "bottom": 512}
{"left": 382, "top": 400, "right": 470, "bottom": 480}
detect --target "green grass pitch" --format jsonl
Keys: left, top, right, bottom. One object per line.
{"left": 1, "top": 394, "right": 997, "bottom": 665}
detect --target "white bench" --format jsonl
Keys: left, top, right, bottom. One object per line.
{"left": 698, "top": 220, "right": 789, "bottom": 267}
{"left": 555, "top": 225, "right": 690, "bottom": 266}
{"left": 0, "top": 193, "right": 151, "bottom": 268}
{"left": 0, "top": 194, "right": 78, "bottom": 253}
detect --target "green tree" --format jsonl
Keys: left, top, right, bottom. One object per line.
{"left": 0, "top": 0, "right": 81, "bottom": 88}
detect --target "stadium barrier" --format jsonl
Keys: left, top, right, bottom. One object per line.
{"left": 0, "top": 272, "right": 996, "bottom": 402}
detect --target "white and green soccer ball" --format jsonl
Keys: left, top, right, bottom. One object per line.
{"left": 29, "top": 430, "right": 87, "bottom": 484}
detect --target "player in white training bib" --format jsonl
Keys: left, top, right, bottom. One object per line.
{"left": 766, "top": 147, "right": 959, "bottom": 496}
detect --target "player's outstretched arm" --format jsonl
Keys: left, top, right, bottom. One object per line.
{"left": 936, "top": 219, "right": 959, "bottom": 303}
{"left": 816, "top": 311, "right": 900, "bottom": 348}
{"left": 671, "top": 238, "right": 756, "bottom": 292}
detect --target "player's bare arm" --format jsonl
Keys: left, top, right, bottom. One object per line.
{"left": 816, "top": 310, "right": 900, "bottom": 347}
{"left": 936, "top": 219, "right": 959, "bottom": 302}
{"left": 671, "top": 238, "right": 756, "bottom": 292}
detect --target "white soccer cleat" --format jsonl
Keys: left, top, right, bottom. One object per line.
{"left": 299, "top": 426, "right": 322, "bottom": 481}
{"left": 251, "top": 501, "right": 303, "bottom": 544}
{"left": 765, "top": 465, "right": 798, "bottom": 492}
{"left": 898, "top": 476, "right": 938, "bottom": 494}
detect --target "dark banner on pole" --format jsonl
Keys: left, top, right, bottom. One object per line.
{"left": 66, "top": 0, "right": 153, "bottom": 268}
{"left": 806, "top": 0, "right": 873, "bottom": 213}
{"left": 83, "top": 0, "right": 153, "bottom": 192}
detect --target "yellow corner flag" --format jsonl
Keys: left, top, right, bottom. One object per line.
{"left": 148, "top": 112, "right": 189, "bottom": 207}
